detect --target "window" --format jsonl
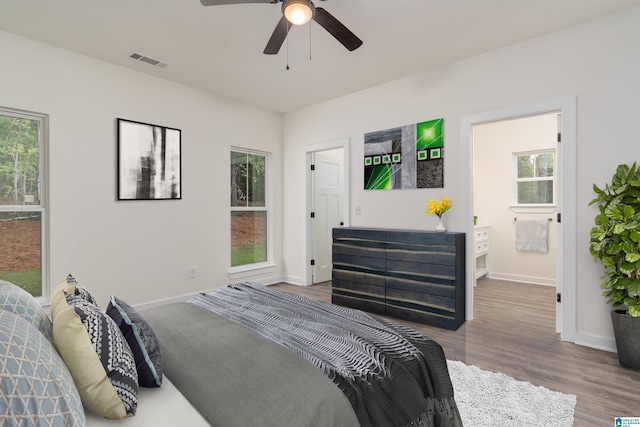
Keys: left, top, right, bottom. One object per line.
{"left": 230, "top": 149, "right": 269, "bottom": 268}
{"left": 514, "top": 150, "right": 555, "bottom": 205}
{"left": 0, "top": 108, "right": 46, "bottom": 298}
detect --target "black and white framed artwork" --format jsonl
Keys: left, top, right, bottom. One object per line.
{"left": 117, "top": 118, "right": 181, "bottom": 200}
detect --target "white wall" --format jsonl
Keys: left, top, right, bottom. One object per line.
{"left": 473, "top": 113, "right": 557, "bottom": 285}
{"left": 282, "top": 8, "right": 640, "bottom": 350}
{"left": 3, "top": 7, "right": 639, "bottom": 351}
{"left": 0, "top": 30, "right": 284, "bottom": 308}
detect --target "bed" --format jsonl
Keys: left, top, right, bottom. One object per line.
{"left": 141, "top": 282, "right": 462, "bottom": 427}
{"left": 1, "top": 279, "right": 462, "bottom": 427}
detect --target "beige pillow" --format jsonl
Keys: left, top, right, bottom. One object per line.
{"left": 50, "top": 276, "right": 73, "bottom": 320}
{"left": 53, "top": 300, "right": 138, "bottom": 419}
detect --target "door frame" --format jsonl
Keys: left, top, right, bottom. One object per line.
{"left": 304, "top": 138, "right": 350, "bottom": 286}
{"left": 460, "top": 97, "right": 577, "bottom": 343}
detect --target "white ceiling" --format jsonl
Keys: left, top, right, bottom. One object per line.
{"left": 1, "top": 0, "right": 640, "bottom": 113}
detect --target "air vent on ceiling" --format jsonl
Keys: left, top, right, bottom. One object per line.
{"left": 130, "top": 52, "right": 168, "bottom": 68}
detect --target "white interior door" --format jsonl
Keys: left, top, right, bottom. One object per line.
{"left": 312, "top": 150, "right": 343, "bottom": 283}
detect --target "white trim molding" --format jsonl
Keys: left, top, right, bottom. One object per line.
{"left": 460, "top": 96, "right": 577, "bottom": 344}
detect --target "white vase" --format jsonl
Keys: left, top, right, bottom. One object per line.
{"left": 435, "top": 218, "right": 446, "bottom": 233}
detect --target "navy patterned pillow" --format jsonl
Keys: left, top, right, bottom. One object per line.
{"left": 0, "top": 309, "right": 85, "bottom": 426}
{"left": 51, "top": 274, "right": 98, "bottom": 321}
{"left": 107, "top": 296, "right": 163, "bottom": 388}
{"left": 63, "top": 274, "right": 98, "bottom": 306}
{"left": 53, "top": 297, "right": 138, "bottom": 419}
{"left": 0, "top": 280, "right": 53, "bottom": 342}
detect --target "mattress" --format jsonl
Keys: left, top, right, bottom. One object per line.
{"left": 84, "top": 376, "right": 209, "bottom": 427}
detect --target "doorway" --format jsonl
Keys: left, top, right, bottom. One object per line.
{"left": 460, "top": 97, "right": 577, "bottom": 343}
{"left": 305, "top": 139, "right": 350, "bottom": 285}
{"left": 472, "top": 112, "right": 559, "bottom": 330}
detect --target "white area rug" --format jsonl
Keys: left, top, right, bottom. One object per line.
{"left": 447, "top": 360, "right": 576, "bottom": 427}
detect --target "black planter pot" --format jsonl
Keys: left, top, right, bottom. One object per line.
{"left": 611, "top": 309, "right": 640, "bottom": 370}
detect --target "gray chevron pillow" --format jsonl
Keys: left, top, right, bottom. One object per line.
{"left": 0, "top": 309, "right": 85, "bottom": 426}
{"left": 0, "top": 280, "right": 53, "bottom": 342}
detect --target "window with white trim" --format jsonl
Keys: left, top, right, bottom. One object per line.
{"left": 230, "top": 148, "right": 269, "bottom": 268}
{"left": 0, "top": 108, "right": 47, "bottom": 298}
{"left": 514, "top": 150, "right": 555, "bottom": 205}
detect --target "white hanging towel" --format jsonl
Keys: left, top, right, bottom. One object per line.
{"left": 515, "top": 218, "right": 548, "bottom": 253}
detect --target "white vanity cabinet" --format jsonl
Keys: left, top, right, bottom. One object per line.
{"left": 474, "top": 226, "right": 490, "bottom": 279}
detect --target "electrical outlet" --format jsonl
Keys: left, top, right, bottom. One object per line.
{"left": 355, "top": 205, "right": 361, "bottom": 215}
{"left": 189, "top": 267, "right": 197, "bottom": 279}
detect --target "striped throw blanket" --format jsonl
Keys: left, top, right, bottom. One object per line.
{"left": 191, "top": 282, "right": 462, "bottom": 427}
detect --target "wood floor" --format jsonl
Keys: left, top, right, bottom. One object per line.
{"left": 271, "top": 278, "right": 640, "bottom": 426}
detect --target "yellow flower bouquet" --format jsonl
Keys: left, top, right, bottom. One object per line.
{"left": 424, "top": 196, "right": 452, "bottom": 219}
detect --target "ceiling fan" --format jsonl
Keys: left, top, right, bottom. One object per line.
{"left": 200, "top": 0, "right": 363, "bottom": 55}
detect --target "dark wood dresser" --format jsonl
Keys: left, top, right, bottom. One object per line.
{"left": 332, "top": 227, "right": 465, "bottom": 330}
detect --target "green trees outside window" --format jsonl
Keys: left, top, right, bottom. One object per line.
{"left": 0, "top": 110, "right": 46, "bottom": 297}
{"left": 515, "top": 151, "right": 554, "bottom": 205}
{"left": 231, "top": 150, "right": 268, "bottom": 267}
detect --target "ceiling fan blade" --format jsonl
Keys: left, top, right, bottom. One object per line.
{"left": 313, "top": 7, "right": 363, "bottom": 51}
{"left": 200, "top": 0, "right": 274, "bottom": 6}
{"left": 264, "top": 16, "right": 290, "bottom": 55}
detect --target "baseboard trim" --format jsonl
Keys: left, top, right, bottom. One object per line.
{"left": 134, "top": 277, "right": 288, "bottom": 311}
{"left": 281, "top": 275, "right": 305, "bottom": 286}
{"left": 134, "top": 293, "right": 196, "bottom": 311}
{"left": 487, "top": 272, "right": 556, "bottom": 287}
{"left": 245, "top": 276, "right": 286, "bottom": 286}
{"left": 574, "top": 332, "right": 617, "bottom": 353}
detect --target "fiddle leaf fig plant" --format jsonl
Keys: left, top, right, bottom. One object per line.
{"left": 589, "top": 162, "right": 640, "bottom": 317}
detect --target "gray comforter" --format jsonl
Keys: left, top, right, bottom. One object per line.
{"left": 192, "top": 282, "right": 462, "bottom": 427}
{"left": 142, "top": 301, "right": 359, "bottom": 427}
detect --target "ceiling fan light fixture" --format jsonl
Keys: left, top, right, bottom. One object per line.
{"left": 283, "top": 0, "right": 314, "bottom": 26}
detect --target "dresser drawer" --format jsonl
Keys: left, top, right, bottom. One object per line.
{"left": 476, "top": 241, "right": 489, "bottom": 254}
{"left": 474, "top": 227, "right": 489, "bottom": 242}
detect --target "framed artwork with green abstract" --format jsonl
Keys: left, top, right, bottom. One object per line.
{"left": 364, "top": 118, "right": 443, "bottom": 190}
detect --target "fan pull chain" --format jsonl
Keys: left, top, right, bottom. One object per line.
{"left": 286, "top": 21, "right": 290, "bottom": 70}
